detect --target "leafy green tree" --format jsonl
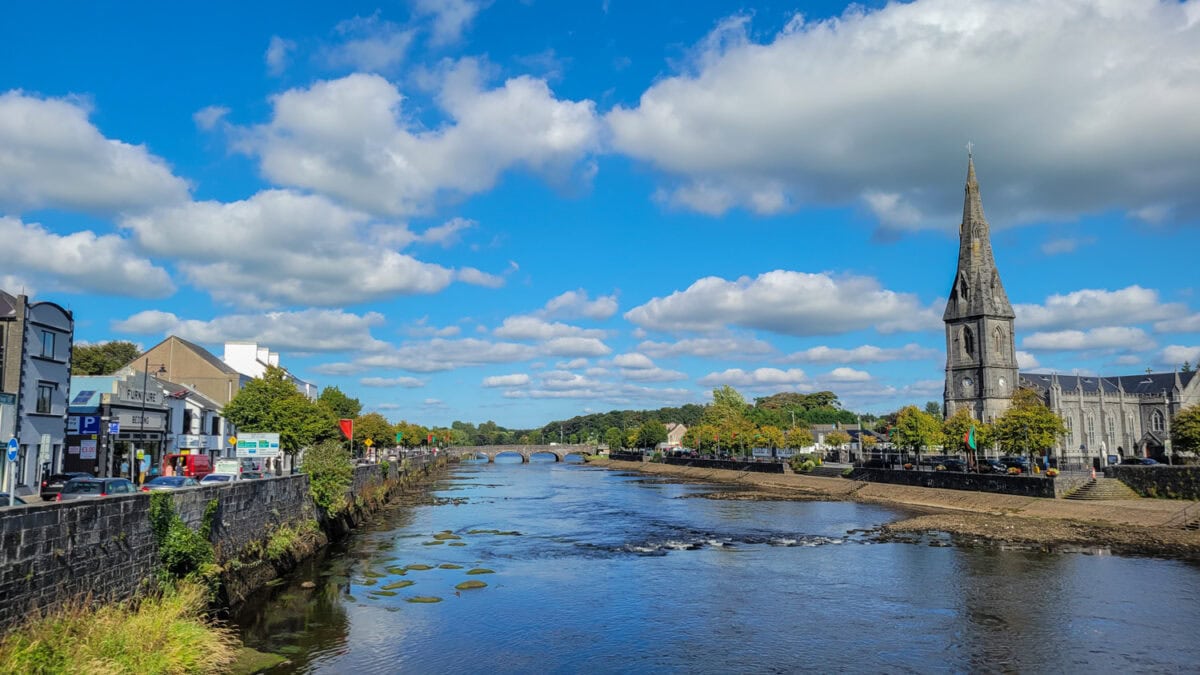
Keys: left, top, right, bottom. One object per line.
{"left": 942, "top": 408, "right": 992, "bottom": 454}
{"left": 785, "top": 427, "right": 814, "bottom": 449}
{"left": 758, "top": 425, "right": 785, "bottom": 449}
{"left": 636, "top": 420, "right": 668, "bottom": 449}
{"left": 923, "top": 401, "right": 943, "bottom": 418}
{"left": 72, "top": 340, "right": 141, "bottom": 375}
{"left": 825, "top": 430, "right": 852, "bottom": 448}
{"left": 223, "top": 366, "right": 338, "bottom": 455}
{"left": 354, "top": 412, "right": 395, "bottom": 450}
{"left": 894, "top": 405, "right": 943, "bottom": 462}
{"left": 300, "top": 439, "right": 354, "bottom": 514}
{"left": 992, "top": 388, "right": 1066, "bottom": 463}
{"left": 318, "top": 386, "right": 362, "bottom": 420}
{"left": 1170, "top": 404, "right": 1200, "bottom": 456}
{"left": 860, "top": 433, "right": 878, "bottom": 452}
{"left": 604, "top": 427, "right": 624, "bottom": 450}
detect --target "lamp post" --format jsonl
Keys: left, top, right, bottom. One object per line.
{"left": 135, "top": 359, "right": 167, "bottom": 484}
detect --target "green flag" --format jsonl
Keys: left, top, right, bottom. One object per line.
{"left": 964, "top": 425, "right": 976, "bottom": 450}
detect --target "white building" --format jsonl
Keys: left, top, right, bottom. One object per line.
{"left": 222, "top": 341, "right": 317, "bottom": 399}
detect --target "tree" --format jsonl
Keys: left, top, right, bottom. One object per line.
{"left": 894, "top": 405, "right": 943, "bottom": 462}
{"left": 354, "top": 412, "right": 395, "bottom": 450}
{"left": 923, "top": 401, "right": 943, "bottom": 418}
{"left": 758, "top": 425, "right": 785, "bottom": 449}
{"left": 1170, "top": 404, "right": 1200, "bottom": 456}
{"left": 224, "top": 366, "right": 338, "bottom": 456}
{"left": 636, "top": 420, "right": 668, "bottom": 449}
{"left": 318, "top": 386, "right": 362, "bottom": 420}
{"left": 785, "top": 427, "right": 814, "bottom": 450}
{"left": 72, "top": 341, "right": 141, "bottom": 375}
{"left": 1182, "top": 361, "right": 1194, "bottom": 373}
{"left": 604, "top": 427, "right": 623, "bottom": 450}
{"left": 825, "top": 430, "right": 852, "bottom": 448}
{"left": 860, "top": 433, "right": 878, "bottom": 452}
{"left": 992, "top": 388, "right": 1066, "bottom": 464}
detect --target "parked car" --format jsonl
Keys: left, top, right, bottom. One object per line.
{"left": 200, "top": 472, "right": 236, "bottom": 484}
{"left": 979, "top": 459, "right": 1008, "bottom": 474}
{"left": 1119, "top": 457, "right": 1159, "bottom": 465}
{"left": 140, "top": 476, "right": 200, "bottom": 492}
{"left": 40, "top": 472, "right": 93, "bottom": 501}
{"left": 0, "top": 493, "right": 27, "bottom": 507}
{"left": 1000, "top": 456, "right": 1031, "bottom": 472}
{"left": 936, "top": 459, "right": 968, "bottom": 472}
{"left": 57, "top": 477, "right": 138, "bottom": 501}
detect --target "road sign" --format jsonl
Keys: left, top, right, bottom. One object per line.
{"left": 395, "top": 432, "right": 403, "bottom": 442}
{"left": 228, "top": 436, "right": 237, "bottom": 446}
{"left": 0, "top": 393, "right": 15, "bottom": 405}
{"left": 364, "top": 438, "right": 374, "bottom": 447}
{"left": 108, "top": 422, "right": 120, "bottom": 434}
{"left": 6, "top": 438, "right": 17, "bottom": 462}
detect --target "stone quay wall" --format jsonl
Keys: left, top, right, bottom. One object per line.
{"left": 662, "top": 457, "right": 785, "bottom": 474}
{"left": 0, "top": 458, "right": 437, "bottom": 634}
{"left": 1105, "top": 466, "right": 1200, "bottom": 500}
{"left": 856, "top": 468, "right": 1058, "bottom": 498}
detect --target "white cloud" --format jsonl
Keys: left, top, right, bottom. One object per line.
{"left": 1015, "top": 286, "right": 1184, "bottom": 331}
{"left": 824, "top": 367, "right": 871, "bottom": 382}
{"left": 330, "top": 338, "right": 539, "bottom": 374}
{"left": 121, "top": 190, "right": 459, "bottom": 308}
{"left": 112, "top": 308, "right": 388, "bottom": 352}
{"left": 638, "top": 336, "right": 774, "bottom": 359}
{"left": 542, "top": 337, "right": 611, "bottom": 357}
{"left": 420, "top": 217, "right": 475, "bottom": 247}
{"left": 1154, "top": 314, "right": 1200, "bottom": 333}
{"left": 606, "top": 1, "right": 1200, "bottom": 229}
{"left": 612, "top": 353, "right": 654, "bottom": 369}
{"left": 1022, "top": 327, "right": 1154, "bottom": 352}
{"left": 697, "top": 367, "right": 809, "bottom": 388}
{"left": 265, "top": 36, "right": 296, "bottom": 76}
{"left": 1040, "top": 237, "right": 1096, "bottom": 256}
{"left": 494, "top": 316, "right": 606, "bottom": 340}
{"left": 0, "top": 216, "right": 174, "bottom": 297}
{"left": 1159, "top": 345, "right": 1200, "bottom": 368}
{"left": 360, "top": 376, "right": 425, "bottom": 388}
{"left": 1016, "top": 350, "right": 1040, "bottom": 369}
{"left": 541, "top": 289, "right": 618, "bottom": 320}
{"left": 783, "top": 343, "right": 937, "bottom": 364}
{"left": 238, "top": 65, "right": 600, "bottom": 216}
{"left": 482, "top": 373, "right": 531, "bottom": 387}
{"left": 405, "top": 318, "right": 461, "bottom": 338}
{"left": 625, "top": 270, "right": 937, "bottom": 335}
{"left": 413, "top": 0, "right": 483, "bottom": 46}
{"left": 0, "top": 91, "right": 189, "bottom": 214}
{"left": 611, "top": 352, "right": 686, "bottom": 382}
{"left": 193, "top": 105, "right": 229, "bottom": 131}
{"left": 325, "top": 14, "right": 415, "bottom": 72}
{"left": 456, "top": 267, "right": 505, "bottom": 288}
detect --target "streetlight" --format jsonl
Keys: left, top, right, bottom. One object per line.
{"left": 135, "top": 359, "right": 167, "bottom": 484}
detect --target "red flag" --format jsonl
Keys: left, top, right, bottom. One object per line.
{"left": 339, "top": 418, "right": 354, "bottom": 440}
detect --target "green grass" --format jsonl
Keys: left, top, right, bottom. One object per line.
{"left": 0, "top": 583, "right": 239, "bottom": 674}
{"left": 455, "top": 580, "right": 487, "bottom": 590}
{"left": 404, "top": 564, "right": 433, "bottom": 571}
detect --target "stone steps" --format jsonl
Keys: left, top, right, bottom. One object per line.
{"left": 1065, "top": 477, "right": 1142, "bottom": 501}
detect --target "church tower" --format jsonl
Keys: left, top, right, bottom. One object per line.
{"left": 943, "top": 153, "right": 1017, "bottom": 422}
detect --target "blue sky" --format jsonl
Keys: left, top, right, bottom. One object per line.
{"left": 2, "top": 0, "right": 1198, "bottom": 428}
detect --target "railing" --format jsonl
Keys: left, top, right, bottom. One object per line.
{"left": 1162, "top": 501, "right": 1200, "bottom": 529}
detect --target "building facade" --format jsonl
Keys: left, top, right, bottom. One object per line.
{"left": 0, "top": 291, "right": 73, "bottom": 494}
{"left": 943, "top": 159, "right": 1200, "bottom": 465}
{"left": 223, "top": 341, "right": 317, "bottom": 399}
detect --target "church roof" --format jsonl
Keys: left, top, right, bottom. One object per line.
{"left": 1019, "top": 371, "right": 1196, "bottom": 395}
{"left": 942, "top": 155, "right": 1015, "bottom": 321}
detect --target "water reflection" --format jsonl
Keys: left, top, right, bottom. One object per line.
{"left": 232, "top": 461, "right": 1200, "bottom": 673}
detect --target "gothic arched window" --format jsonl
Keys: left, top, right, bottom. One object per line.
{"left": 1086, "top": 414, "right": 1096, "bottom": 448}
{"left": 1105, "top": 416, "right": 1115, "bottom": 446}
{"left": 963, "top": 326, "right": 975, "bottom": 358}
{"left": 1065, "top": 416, "right": 1074, "bottom": 447}
{"left": 992, "top": 326, "right": 1006, "bottom": 357}
{"left": 959, "top": 273, "right": 970, "bottom": 303}
{"left": 1151, "top": 410, "right": 1165, "bottom": 432}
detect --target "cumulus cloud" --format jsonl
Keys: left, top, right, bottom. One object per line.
{"left": 1022, "top": 327, "right": 1154, "bottom": 352}
{"left": 265, "top": 36, "right": 296, "bottom": 76}
{"left": 1016, "top": 350, "right": 1041, "bottom": 369}
{"left": 541, "top": 289, "right": 618, "bottom": 320}
{"left": 238, "top": 64, "right": 600, "bottom": 216}
{"left": 0, "top": 216, "right": 174, "bottom": 297}
{"left": 193, "top": 105, "right": 230, "bottom": 131}
{"left": 697, "top": 367, "right": 809, "bottom": 388}
{"left": 637, "top": 336, "right": 774, "bottom": 359}
{"left": 494, "top": 316, "right": 605, "bottom": 340}
{"left": 121, "top": 190, "right": 463, "bottom": 308}
{"left": 823, "top": 367, "right": 871, "bottom": 382}
{"left": 0, "top": 91, "right": 189, "bottom": 214}
{"left": 324, "top": 14, "right": 414, "bottom": 72}
{"left": 112, "top": 308, "right": 388, "bottom": 352}
{"left": 1040, "top": 237, "right": 1096, "bottom": 256}
{"left": 783, "top": 343, "right": 937, "bottom": 364}
{"left": 1154, "top": 314, "right": 1200, "bottom": 333}
{"left": 607, "top": 0, "right": 1200, "bottom": 230}
{"left": 1015, "top": 286, "right": 1185, "bottom": 331}
{"left": 482, "top": 373, "right": 531, "bottom": 387}
{"left": 420, "top": 217, "right": 475, "bottom": 247}
{"left": 360, "top": 376, "right": 425, "bottom": 387}
{"left": 1159, "top": 345, "right": 1200, "bottom": 367}
{"left": 329, "top": 338, "right": 538, "bottom": 374}
{"left": 542, "top": 337, "right": 611, "bottom": 357}
{"left": 613, "top": 353, "right": 654, "bottom": 369}
{"left": 611, "top": 352, "right": 686, "bottom": 382}
{"left": 625, "top": 270, "right": 937, "bottom": 335}
{"left": 412, "top": 0, "right": 483, "bottom": 46}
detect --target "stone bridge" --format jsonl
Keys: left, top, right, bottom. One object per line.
{"left": 446, "top": 444, "right": 596, "bottom": 463}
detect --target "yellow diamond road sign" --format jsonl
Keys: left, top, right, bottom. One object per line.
{"left": 364, "top": 438, "right": 374, "bottom": 447}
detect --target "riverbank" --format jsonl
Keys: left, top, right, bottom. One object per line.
{"left": 589, "top": 458, "right": 1200, "bottom": 560}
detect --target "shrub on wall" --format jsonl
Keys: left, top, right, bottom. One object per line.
{"left": 301, "top": 440, "right": 355, "bottom": 515}
{"left": 148, "top": 494, "right": 216, "bottom": 587}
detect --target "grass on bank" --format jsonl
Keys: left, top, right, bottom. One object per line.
{"left": 0, "top": 582, "right": 239, "bottom": 674}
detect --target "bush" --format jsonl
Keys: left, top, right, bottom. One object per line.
{"left": 301, "top": 440, "right": 355, "bottom": 515}
{"left": 650, "top": 451, "right": 664, "bottom": 463}
{"left": 841, "top": 467, "right": 854, "bottom": 478}
{"left": 148, "top": 493, "right": 215, "bottom": 585}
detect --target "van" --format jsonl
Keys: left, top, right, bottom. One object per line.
{"left": 214, "top": 458, "right": 259, "bottom": 475}
{"left": 162, "top": 453, "right": 213, "bottom": 479}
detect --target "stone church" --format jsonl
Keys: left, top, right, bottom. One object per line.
{"left": 943, "top": 156, "right": 1199, "bottom": 464}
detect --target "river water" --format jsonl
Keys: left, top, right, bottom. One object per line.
{"left": 232, "top": 457, "right": 1200, "bottom": 673}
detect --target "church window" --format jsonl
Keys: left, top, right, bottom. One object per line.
{"left": 963, "top": 326, "right": 975, "bottom": 358}
{"left": 959, "top": 273, "right": 970, "bottom": 303}
{"left": 1086, "top": 415, "right": 1095, "bottom": 449}
{"left": 1151, "top": 410, "right": 1164, "bottom": 432}
{"left": 990, "top": 272, "right": 1000, "bottom": 303}
{"left": 1065, "top": 416, "right": 1073, "bottom": 447}
{"left": 992, "top": 326, "right": 1006, "bottom": 357}
{"left": 1105, "top": 416, "right": 1115, "bottom": 447}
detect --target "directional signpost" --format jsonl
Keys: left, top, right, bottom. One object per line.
{"left": 5, "top": 437, "right": 17, "bottom": 507}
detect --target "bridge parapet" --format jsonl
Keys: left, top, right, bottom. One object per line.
{"left": 446, "top": 444, "right": 596, "bottom": 463}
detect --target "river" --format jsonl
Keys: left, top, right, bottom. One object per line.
{"left": 231, "top": 457, "right": 1200, "bottom": 673}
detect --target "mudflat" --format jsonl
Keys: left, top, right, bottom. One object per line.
{"left": 589, "top": 458, "right": 1200, "bottom": 560}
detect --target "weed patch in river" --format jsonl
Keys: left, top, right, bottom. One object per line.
{"left": 382, "top": 580, "right": 416, "bottom": 590}
{"left": 456, "top": 580, "right": 487, "bottom": 590}
{"left": 406, "top": 596, "right": 443, "bottom": 603}
{"left": 466, "top": 568, "right": 495, "bottom": 575}
{"left": 438, "top": 564, "right": 463, "bottom": 569}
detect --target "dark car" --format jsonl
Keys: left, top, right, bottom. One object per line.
{"left": 1000, "top": 456, "right": 1031, "bottom": 472}
{"left": 40, "top": 472, "right": 93, "bottom": 501}
{"left": 936, "top": 459, "right": 968, "bottom": 472}
{"left": 979, "top": 459, "right": 1009, "bottom": 474}
{"left": 57, "top": 477, "right": 138, "bottom": 501}
{"left": 140, "top": 476, "right": 199, "bottom": 492}
{"left": 1119, "top": 457, "right": 1159, "bottom": 465}
{"left": 0, "top": 493, "right": 27, "bottom": 507}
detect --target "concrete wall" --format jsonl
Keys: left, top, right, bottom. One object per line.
{"left": 0, "top": 458, "right": 434, "bottom": 634}
{"left": 856, "top": 468, "right": 1057, "bottom": 498}
{"left": 662, "top": 457, "right": 785, "bottom": 474}
{"left": 1105, "top": 466, "right": 1200, "bottom": 500}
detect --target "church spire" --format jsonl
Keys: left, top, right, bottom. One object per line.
{"left": 942, "top": 152, "right": 1014, "bottom": 321}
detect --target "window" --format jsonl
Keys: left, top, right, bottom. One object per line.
{"left": 40, "top": 330, "right": 55, "bottom": 358}
{"left": 1065, "top": 416, "right": 1074, "bottom": 448}
{"left": 1105, "top": 416, "right": 1115, "bottom": 447}
{"left": 1151, "top": 410, "right": 1165, "bottom": 432}
{"left": 963, "top": 326, "right": 975, "bottom": 358}
{"left": 37, "top": 383, "right": 55, "bottom": 413}
{"left": 16, "top": 445, "right": 27, "bottom": 486}
{"left": 1086, "top": 414, "right": 1095, "bottom": 449}
{"left": 210, "top": 416, "right": 220, "bottom": 436}
{"left": 182, "top": 409, "right": 194, "bottom": 434}
{"left": 993, "top": 326, "right": 1006, "bottom": 357}
{"left": 0, "top": 328, "right": 6, "bottom": 384}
